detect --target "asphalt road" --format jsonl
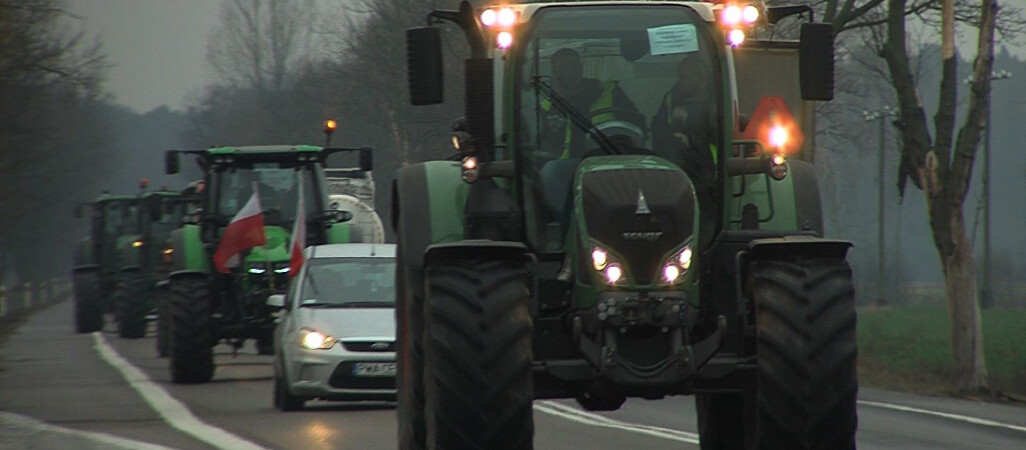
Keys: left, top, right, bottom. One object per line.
{"left": 2, "top": 299, "right": 1024, "bottom": 449}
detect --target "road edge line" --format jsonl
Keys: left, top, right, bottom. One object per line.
{"left": 92, "top": 332, "right": 269, "bottom": 450}
{"left": 858, "top": 400, "right": 1026, "bottom": 433}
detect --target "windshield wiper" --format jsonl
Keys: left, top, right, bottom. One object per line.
{"left": 530, "top": 76, "right": 621, "bottom": 156}
{"left": 336, "top": 301, "right": 394, "bottom": 308}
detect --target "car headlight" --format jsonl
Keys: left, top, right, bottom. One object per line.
{"left": 662, "top": 245, "right": 693, "bottom": 284}
{"left": 299, "top": 327, "right": 335, "bottom": 350}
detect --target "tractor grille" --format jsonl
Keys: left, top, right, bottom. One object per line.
{"left": 581, "top": 169, "right": 695, "bottom": 285}
{"left": 329, "top": 362, "right": 397, "bottom": 389}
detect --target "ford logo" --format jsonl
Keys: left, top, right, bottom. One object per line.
{"left": 371, "top": 342, "right": 390, "bottom": 350}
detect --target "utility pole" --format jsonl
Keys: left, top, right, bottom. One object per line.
{"left": 965, "top": 70, "right": 1011, "bottom": 309}
{"left": 864, "top": 106, "right": 896, "bottom": 306}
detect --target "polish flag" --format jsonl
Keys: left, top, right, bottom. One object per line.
{"left": 213, "top": 185, "right": 267, "bottom": 273}
{"left": 288, "top": 181, "right": 306, "bottom": 278}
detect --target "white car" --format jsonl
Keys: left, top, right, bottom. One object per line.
{"left": 269, "top": 243, "right": 396, "bottom": 411}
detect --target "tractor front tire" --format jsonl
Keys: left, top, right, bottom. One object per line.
{"left": 396, "top": 251, "right": 426, "bottom": 450}
{"left": 750, "top": 257, "right": 858, "bottom": 450}
{"left": 73, "top": 271, "right": 104, "bottom": 333}
{"left": 423, "top": 260, "right": 534, "bottom": 450}
{"left": 168, "top": 277, "right": 215, "bottom": 384}
{"left": 115, "top": 271, "right": 149, "bottom": 338}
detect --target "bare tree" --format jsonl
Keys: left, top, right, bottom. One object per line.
{"left": 879, "top": 0, "right": 1001, "bottom": 393}
{"left": 206, "top": 0, "right": 316, "bottom": 93}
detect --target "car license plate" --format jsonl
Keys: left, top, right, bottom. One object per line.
{"left": 353, "top": 362, "right": 396, "bottom": 377}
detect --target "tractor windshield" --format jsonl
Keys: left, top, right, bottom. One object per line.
{"left": 512, "top": 4, "right": 722, "bottom": 250}
{"left": 212, "top": 162, "right": 322, "bottom": 226}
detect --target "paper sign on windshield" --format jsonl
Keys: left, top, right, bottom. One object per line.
{"left": 647, "top": 24, "right": 698, "bottom": 56}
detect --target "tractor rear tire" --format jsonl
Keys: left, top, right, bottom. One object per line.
{"left": 422, "top": 260, "right": 533, "bottom": 450}
{"left": 169, "top": 277, "right": 215, "bottom": 384}
{"left": 155, "top": 292, "right": 170, "bottom": 357}
{"left": 116, "top": 271, "right": 149, "bottom": 338}
{"left": 396, "top": 251, "right": 426, "bottom": 450}
{"left": 750, "top": 258, "right": 858, "bottom": 450}
{"left": 73, "top": 271, "right": 104, "bottom": 333}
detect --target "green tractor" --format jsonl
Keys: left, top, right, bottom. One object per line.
{"left": 154, "top": 181, "right": 205, "bottom": 357}
{"left": 162, "top": 145, "right": 372, "bottom": 384}
{"left": 72, "top": 192, "right": 141, "bottom": 333}
{"left": 394, "top": 2, "right": 855, "bottom": 449}
{"left": 113, "top": 186, "right": 204, "bottom": 339}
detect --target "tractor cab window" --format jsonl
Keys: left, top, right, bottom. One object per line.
{"left": 512, "top": 5, "right": 722, "bottom": 252}
{"left": 213, "top": 162, "right": 320, "bottom": 226}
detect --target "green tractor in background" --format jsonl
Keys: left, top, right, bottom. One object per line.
{"left": 72, "top": 191, "right": 141, "bottom": 333}
{"left": 162, "top": 145, "right": 372, "bottom": 384}
{"left": 113, "top": 183, "right": 205, "bottom": 340}
{"left": 154, "top": 181, "right": 205, "bottom": 357}
{"left": 395, "top": 2, "right": 856, "bottom": 449}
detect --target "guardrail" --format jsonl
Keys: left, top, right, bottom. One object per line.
{"left": 0, "top": 278, "right": 72, "bottom": 326}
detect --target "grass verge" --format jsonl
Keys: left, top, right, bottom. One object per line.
{"left": 857, "top": 305, "right": 1026, "bottom": 400}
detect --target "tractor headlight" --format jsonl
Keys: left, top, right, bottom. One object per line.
{"left": 248, "top": 263, "right": 267, "bottom": 274}
{"left": 662, "top": 245, "right": 694, "bottom": 284}
{"left": 299, "top": 327, "right": 335, "bottom": 350}
{"left": 273, "top": 263, "right": 290, "bottom": 274}
{"left": 591, "top": 245, "right": 626, "bottom": 285}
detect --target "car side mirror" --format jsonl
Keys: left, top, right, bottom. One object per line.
{"left": 267, "top": 294, "right": 286, "bottom": 308}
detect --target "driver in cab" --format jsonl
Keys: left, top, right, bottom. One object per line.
{"left": 540, "top": 48, "right": 643, "bottom": 159}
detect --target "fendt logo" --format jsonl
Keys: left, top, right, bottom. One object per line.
{"left": 623, "top": 231, "right": 662, "bottom": 241}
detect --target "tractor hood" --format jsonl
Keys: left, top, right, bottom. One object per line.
{"left": 243, "top": 226, "right": 291, "bottom": 264}
{"left": 573, "top": 155, "right": 698, "bottom": 287}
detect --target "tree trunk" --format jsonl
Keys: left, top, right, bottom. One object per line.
{"left": 940, "top": 210, "right": 988, "bottom": 392}
{"left": 884, "top": 0, "right": 996, "bottom": 394}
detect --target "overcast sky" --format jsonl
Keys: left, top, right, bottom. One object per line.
{"left": 66, "top": 0, "right": 222, "bottom": 113}
{"left": 65, "top": 1, "right": 1022, "bottom": 115}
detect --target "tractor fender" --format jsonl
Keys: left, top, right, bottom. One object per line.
{"left": 745, "top": 236, "right": 851, "bottom": 262}
{"left": 424, "top": 241, "right": 532, "bottom": 267}
{"left": 72, "top": 264, "right": 100, "bottom": 274}
{"left": 167, "top": 270, "right": 209, "bottom": 283}
{"left": 167, "top": 225, "right": 210, "bottom": 273}
{"left": 391, "top": 161, "right": 467, "bottom": 273}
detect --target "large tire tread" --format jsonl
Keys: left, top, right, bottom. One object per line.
{"left": 424, "top": 260, "right": 533, "bottom": 450}
{"left": 751, "top": 257, "right": 857, "bottom": 450}
{"left": 115, "top": 271, "right": 149, "bottom": 338}
{"left": 168, "top": 277, "right": 215, "bottom": 384}
{"left": 73, "top": 271, "right": 104, "bottom": 333}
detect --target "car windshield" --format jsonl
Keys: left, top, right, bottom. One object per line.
{"left": 298, "top": 257, "right": 395, "bottom": 307}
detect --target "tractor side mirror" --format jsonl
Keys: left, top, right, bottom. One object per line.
{"left": 359, "top": 147, "right": 373, "bottom": 172}
{"left": 165, "top": 151, "right": 180, "bottom": 174}
{"left": 407, "top": 27, "right": 444, "bottom": 105}
{"left": 331, "top": 210, "right": 353, "bottom": 223}
{"left": 799, "top": 22, "right": 835, "bottom": 101}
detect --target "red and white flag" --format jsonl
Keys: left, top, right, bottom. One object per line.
{"left": 213, "top": 184, "right": 267, "bottom": 273}
{"left": 288, "top": 180, "right": 306, "bottom": 278}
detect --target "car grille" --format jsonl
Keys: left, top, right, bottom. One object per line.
{"left": 329, "top": 362, "right": 396, "bottom": 389}
{"left": 341, "top": 341, "right": 396, "bottom": 352}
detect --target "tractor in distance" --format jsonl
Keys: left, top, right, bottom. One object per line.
{"left": 394, "top": 1, "right": 856, "bottom": 449}
{"left": 161, "top": 144, "right": 373, "bottom": 384}
{"left": 72, "top": 189, "right": 142, "bottom": 333}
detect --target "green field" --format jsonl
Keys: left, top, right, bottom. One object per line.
{"left": 857, "top": 305, "right": 1026, "bottom": 398}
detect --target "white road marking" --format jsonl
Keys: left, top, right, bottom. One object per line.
{"left": 93, "top": 332, "right": 269, "bottom": 450}
{"left": 0, "top": 411, "right": 174, "bottom": 449}
{"left": 534, "top": 400, "right": 700, "bottom": 444}
{"left": 858, "top": 400, "right": 1026, "bottom": 433}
